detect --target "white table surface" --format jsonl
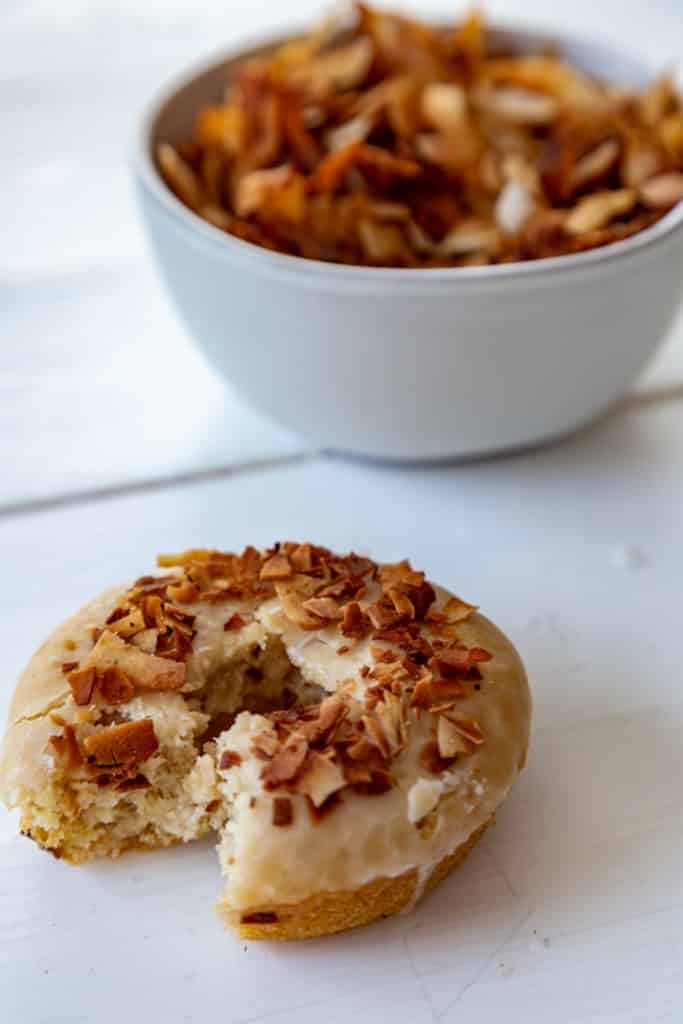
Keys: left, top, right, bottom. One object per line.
{"left": 3, "top": 2, "right": 683, "bottom": 1022}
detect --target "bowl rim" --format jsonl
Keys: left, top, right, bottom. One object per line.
{"left": 134, "top": 18, "right": 683, "bottom": 285}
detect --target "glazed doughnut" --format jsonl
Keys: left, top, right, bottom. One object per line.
{"left": 0, "top": 543, "right": 530, "bottom": 940}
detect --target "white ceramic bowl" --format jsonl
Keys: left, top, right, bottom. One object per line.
{"left": 134, "top": 26, "right": 683, "bottom": 460}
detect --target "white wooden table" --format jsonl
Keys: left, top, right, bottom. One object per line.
{"left": 2, "top": 3, "right": 683, "bottom": 1022}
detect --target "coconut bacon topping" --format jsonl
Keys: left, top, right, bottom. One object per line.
{"left": 50, "top": 718, "right": 159, "bottom": 790}
{"left": 157, "top": 5, "right": 683, "bottom": 269}
{"left": 52, "top": 544, "right": 490, "bottom": 817}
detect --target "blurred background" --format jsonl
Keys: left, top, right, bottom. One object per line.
{"left": 3, "top": 0, "right": 683, "bottom": 510}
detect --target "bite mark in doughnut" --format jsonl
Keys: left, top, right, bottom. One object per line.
{"left": 0, "top": 543, "right": 531, "bottom": 940}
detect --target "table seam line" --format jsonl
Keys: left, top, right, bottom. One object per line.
{"left": 0, "top": 451, "right": 318, "bottom": 521}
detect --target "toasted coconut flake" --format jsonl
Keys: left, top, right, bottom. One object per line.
{"left": 234, "top": 164, "right": 293, "bottom": 218}
{"left": 443, "top": 596, "right": 479, "bottom": 622}
{"left": 565, "top": 189, "right": 636, "bottom": 235}
{"left": 302, "top": 596, "right": 343, "bottom": 621}
{"left": 340, "top": 601, "right": 371, "bottom": 638}
{"left": 275, "top": 582, "right": 326, "bottom": 630}
{"left": 308, "top": 140, "right": 363, "bottom": 193}
{"left": 260, "top": 552, "right": 293, "bottom": 581}
{"left": 370, "top": 644, "right": 395, "bottom": 663}
{"left": 494, "top": 179, "right": 535, "bottom": 234}
{"left": 451, "top": 8, "right": 483, "bottom": 68}
{"left": 106, "top": 607, "right": 146, "bottom": 639}
{"left": 305, "top": 791, "right": 342, "bottom": 823}
{"left": 421, "top": 82, "right": 467, "bottom": 132}
{"left": 166, "top": 578, "right": 201, "bottom": 604}
{"left": 480, "top": 54, "right": 609, "bottom": 113}
{"left": 387, "top": 587, "right": 415, "bottom": 620}
{"left": 339, "top": 752, "right": 373, "bottom": 785}
{"left": 196, "top": 103, "right": 247, "bottom": 151}
{"left": 430, "top": 677, "right": 467, "bottom": 700}
{"left": 256, "top": 174, "right": 306, "bottom": 224}
{"left": 297, "top": 751, "right": 346, "bottom": 807}
{"left": 157, "top": 549, "right": 215, "bottom": 569}
{"left": 660, "top": 113, "right": 683, "bottom": 157}
{"left": 68, "top": 667, "right": 96, "bottom": 706}
{"left": 415, "top": 129, "right": 481, "bottom": 173}
{"left": 141, "top": 594, "right": 164, "bottom": 628}
{"left": 352, "top": 769, "right": 393, "bottom": 796}
{"left": 361, "top": 714, "right": 392, "bottom": 759}
{"left": 430, "top": 646, "right": 470, "bottom": 678}
{"left": 419, "top": 740, "right": 454, "bottom": 775}
{"left": 308, "top": 694, "right": 347, "bottom": 742}
{"left": 443, "top": 710, "right": 485, "bottom": 745}
{"left": 289, "top": 35, "right": 374, "bottom": 95}
{"left": 201, "top": 204, "right": 232, "bottom": 230}
{"left": 410, "top": 676, "right": 433, "bottom": 709}
{"left": 219, "top": 750, "right": 242, "bottom": 770}
{"left": 224, "top": 613, "right": 247, "bottom": 631}
{"left": 289, "top": 543, "right": 314, "bottom": 572}
{"left": 83, "top": 719, "right": 158, "bottom": 768}
{"left": 261, "top": 734, "right": 308, "bottom": 788}
{"left": 272, "top": 796, "right": 294, "bottom": 826}
{"left": 364, "top": 604, "right": 391, "bottom": 632}
{"left": 370, "top": 200, "right": 412, "bottom": 223}
{"left": 130, "top": 628, "right": 159, "bottom": 654}
{"left": 320, "top": 577, "right": 363, "bottom": 601}
{"left": 569, "top": 138, "right": 620, "bottom": 191}
{"left": 437, "top": 219, "right": 501, "bottom": 257}
{"left": 326, "top": 112, "right": 375, "bottom": 151}
{"left": 370, "top": 661, "right": 406, "bottom": 686}
{"left": 97, "top": 667, "right": 136, "bottom": 705}
{"left": 407, "top": 777, "right": 443, "bottom": 824}
{"left": 474, "top": 84, "right": 559, "bottom": 125}
{"left": 356, "top": 143, "right": 421, "bottom": 181}
{"left": 622, "top": 140, "right": 666, "bottom": 188}
{"left": 163, "top": 603, "right": 195, "bottom": 634}
{"left": 49, "top": 724, "right": 83, "bottom": 769}
{"left": 358, "top": 218, "right": 409, "bottom": 263}
{"left": 86, "top": 631, "right": 186, "bottom": 690}
{"left": 374, "top": 692, "right": 407, "bottom": 754}
{"left": 251, "top": 729, "right": 280, "bottom": 760}
{"left": 437, "top": 716, "right": 471, "bottom": 759}
{"left": 639, "top": 73, "right": 678, "bottom": 127}
{"left": 345, "top": 735, "right": 377, "bottom": 762}
{"left": 157, "top": 143, "right": 204, "bottom": 211}
{"left": 638, "top": 172, "right": 683, "bottom": 209}
{"left": 501, "top": 152, "right": 540, "bottom": 192}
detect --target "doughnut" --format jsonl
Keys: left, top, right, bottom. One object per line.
{"left": 0, "top": 543, "right": 531, "bottom": 940}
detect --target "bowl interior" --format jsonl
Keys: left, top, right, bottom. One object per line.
{"left": 139, "top": 23, "right": 683, "bottom": 285}
{"left": 148, "top": 25, "right": 653, "bottom": 159}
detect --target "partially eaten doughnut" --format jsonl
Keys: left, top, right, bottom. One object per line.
{"left": 0, "top": 544, "right": 531, "bottom": 940}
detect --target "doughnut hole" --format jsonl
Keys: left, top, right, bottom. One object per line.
{"left": 196, "top": 634, "right": 323, "bottom": 736}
